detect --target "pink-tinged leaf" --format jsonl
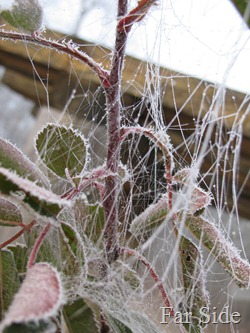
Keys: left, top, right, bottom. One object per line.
{"left": 0, "top": 167, "right": 69, "bottom": 217}
{"left": 172, "top": 168, "right": 191, "bottom": 184}
{"left": 185, "top": 214, "right": 250, "bottom": 288}
{"left": 189, "top": 186, "right": 212, "bottom": 215}
{"left": 0, "top": 138, "right": 49, "bottom": 189}
{"left": 0, "top": 263, "right": 63, "bottom": 329}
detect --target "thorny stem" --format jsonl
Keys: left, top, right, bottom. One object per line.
{"left": 103, "top": 0, "right": 129, "bottom": 263}
{"left": 0, "top": 220, "right": 36, "bottom": 249}
{"left": 120, "top": 247, "right": 174, "bottom": 316}
{"left": 0, "top": 30, "right": 111, "bottom": 88}
{"left": 27, "top": 223, "right": 51, "bottom": 268}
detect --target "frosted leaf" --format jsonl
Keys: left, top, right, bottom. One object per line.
{"left": 0, "top": 263, "right": 63, "bottom": 332}
{"left": 1, "top": 0, "right": 43, "bottom": 34}
{"left": 179, "top": 235, "right": 210, "bottom": 332}
{"left": 60, "top": 221, "right": 86, "bottom": 277}
{"left": 0, "top": 167, "right": 69, "bottom": 217}
{"left": 0, "top": 137, "right": 49, "bottom": 188}
{"left": 35, "top": 124, "right": 88, "bottom": 180}
{"left": 185, "top": 215, "right": 250, "bottom": 288}
{"left": 0, "top": 250, "right": 20, "bottom": 320}
{"left": 70, "top": 199, "right": 105, "bottom": 244}
{"left": 6, "top": 244, "right": 28, "bottom": 275}
{"left": 189, "top": 186, "right": 212, "bottom": 215}
{"left": 0, "top": 197, "right": 22, "bottom": 227}
{"left": 106, "top": 315, "right": 133, "bottom": 333}
{"left": 172, "top": 168, "right": 192, "bottom": 184}
{"left": 63, "top": 298, "right": 99, "bottom": 333}
{"left": 130, "top": 195, "right": 168, "bottom": 240}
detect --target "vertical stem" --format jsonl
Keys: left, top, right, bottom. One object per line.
{"left": 103, "top": 0, "right": 128, "bottom": 263}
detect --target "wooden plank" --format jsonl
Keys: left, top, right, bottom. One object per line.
{"left": 0, "top": 29, "right": 249, "bottom": 136}
{"left": 0, "top": 28, "right": 249, "bottom": 219}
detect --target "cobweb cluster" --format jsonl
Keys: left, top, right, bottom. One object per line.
{"left": 4, "top": 1, "right": 249, "bottom": 332}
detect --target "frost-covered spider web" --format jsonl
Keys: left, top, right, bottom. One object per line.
{"left": 1, "top": 0, "right": 250, "bottom": 332}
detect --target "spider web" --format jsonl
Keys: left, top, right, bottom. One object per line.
{"left": 1, "top": 1, "right": 250, "bottom": 332}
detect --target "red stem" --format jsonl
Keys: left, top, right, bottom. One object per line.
{"left": 117, "top": 0, "right": 157, "bottom": 33}
{"left": 120, "top": 247, "right": 174, "bottom": 316}
{"left": 0, "top": 220, "right": 36, "bottom": 249}
{"left": 27, "top": 223, "right": 51, "bottom": 268}
{"left": 103, "top": 0, "right": 129, "bottom": 263}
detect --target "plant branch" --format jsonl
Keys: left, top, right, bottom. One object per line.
{"left": 117, "top": 0, "right": 157, "bottom": 33}
{"left": 0, "top": 220, "right": 36, "bottom": 249}
{"left": 120, "top": 247, "right": 174, "bottom": 315}
{"left": 0, "top": 29, "right": 111, "bottom": 88}
{"left": 27, "top": 222, "right": 51, "bottom": 268}
{"left": 102, "top": 0, "right": 129, "bottom": 263}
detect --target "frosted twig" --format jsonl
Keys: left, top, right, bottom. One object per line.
{"left": 0, "top": 30, "right": 111, "bottom": 88}
{"left": 0, "top": 220, "right": 36, "bottom": 249}
{"left": 27, "top": 223, "right": 51, "bottom": 268}
{"left": 117, "top": 0, "right": 157, "bottom": 33}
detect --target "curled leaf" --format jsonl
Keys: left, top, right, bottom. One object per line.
{"left": 185, "top": 214, "right": 250, "bottom": 288}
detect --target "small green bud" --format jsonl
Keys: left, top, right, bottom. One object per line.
{"left": 1, "top": 0, "right": 43, "bottom": 34}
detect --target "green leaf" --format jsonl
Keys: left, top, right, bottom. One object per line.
{"left": 83, "top": 204, "right": 105, "bottom": 244}
{"left": 106, "top": 314, "right": 132, "bottom": 333}
{"left": 60, "top": 222, "right": 85, "bottom": 276}
{"left": 63, "top": 298, "right": 98, "bottom": 333}
{"left": 2, "top": 320, "right": 55, "bottom": 333}
{"left": 60, "top": 198, "right": 106, "bottom": 244}
{"left": 0, "top": 167, "right": 69, "bottom": 217}
{"left": 231, "top": 0, "right": 250, "bottom": 28}
{"left": 6, "top": 245, "right": 28, "bottom": 276}
{"left": 61, "top": 222, "right": 81, "bottom": 256}
{"left": 185, "top": 214, "right": 250, "bottom": 288}
{"left": 1, "top": 0, "right": 43, "bottom": 34}
{"left": 0, "top": 250, "right": 21, "bottom": 320}
{"left": 35, "top": 124, "right": 88, "bottom": 180}
{"left": 179, "top": 236, "right": 210, "bottom": 333}
{"left": 0, "top": 198, "right": 22, "bottom": 227}
{"left": 130, "top": 196, "right": 168, "bottom": 240}
{"left": 0, "top": 138, "right": 49, "bottom": 188}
